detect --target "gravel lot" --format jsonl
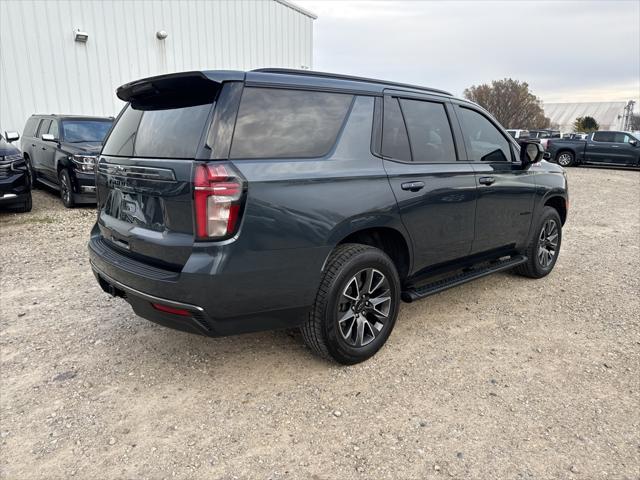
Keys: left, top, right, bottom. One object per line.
{"left": 1, "top": 167, "right": 639, "bottom": 480}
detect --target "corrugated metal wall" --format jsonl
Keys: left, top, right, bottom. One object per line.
{"left": 0, "top": 0, "right": 314, "bottom": 133}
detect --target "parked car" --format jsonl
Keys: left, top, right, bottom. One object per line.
{"left": 506, "top": 129, "right": 530, "bottom": 139}
{"left": 89, "top": 69, "right": 568, "bottom": 364}
{"left": 529, "top": 129, "right": 562, "bottom": 150}
{"left": 546, "top": 131, "right": 640, "bottom": 167}
{"left": 0, "top": 131, "right": 32, "bottom": 212}
{"left": 21, "top": 114, "right": 114, "bottom": 207}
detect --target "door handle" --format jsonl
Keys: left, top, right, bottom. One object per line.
{"left": 479, "top": 176, "right": 495, "bottom": 186}
{"left": 401, "top": 181, "right": 425, "bottom": 192}
{"left": 31, "top": 144, "right": 36, "bottom": 147}
{"left": 41, "top": 147, "right": 47, "bottom": 150}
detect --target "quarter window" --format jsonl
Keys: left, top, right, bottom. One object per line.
{"left": 459, "top": 108, "right": 512, "bottom": 162}
{"left": 230, "top": 88, "right": 353, "bottom": 159}
{"left": 382, "top": 97, "right": 411, "bottom": 162}
{"left": 399, "top": 98, "right": 457, "bottom": 163}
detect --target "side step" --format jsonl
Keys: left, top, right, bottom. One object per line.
{"left": 401, "top": 255, "right": 527, "bottom": 303}
{"left": 35, "top": 177, "right": 60, "bottom": 191}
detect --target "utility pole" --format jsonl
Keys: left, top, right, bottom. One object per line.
{"left": 621, "top": 100, "right": 635, "bottom": 130}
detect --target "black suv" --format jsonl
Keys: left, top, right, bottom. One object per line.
{"left": 89, "top": 70, "right": 568, "bottom": 364}
{"left": 21, "top": 115, "right": 113, "bottom": 207}
{"left": 1, "top": 131, "right": 32, "bottom": 212}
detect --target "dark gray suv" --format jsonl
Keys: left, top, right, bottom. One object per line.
{"left": 89, "top": 69, "right": 568, "bottom": 364}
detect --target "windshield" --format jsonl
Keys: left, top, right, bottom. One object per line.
{"left": 62, "top": 120, "right": 113, "bottom": 143}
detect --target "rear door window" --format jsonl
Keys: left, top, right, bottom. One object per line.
{"left": 458, "top": 107, "right": 512, "bottom": 162}
{"left": 230, "top": 88, "right": 353, "bottom": 159}
{"left": 593, "top": 132, "right": 615, "bottom": 142}
{"left": 382, "top": 96, "right": 411, "bottom": 162}
{"left": 399, "top": 98, "right": 457, "bottom": 163}
{"left": 102, "top": 103, "right": 212, "bottom": 158}
{"left": 23, "top": 117, "right": 39, "bottom": 137}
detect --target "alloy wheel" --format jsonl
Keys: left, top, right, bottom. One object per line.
{"left": 557, "top": 153, "right": 572, "bottom": 166}
{"left": 337, "top": 268, "right": 392, "bottom": 347}
{"left": 537, "top": 219, "right": 559, "bottom": 268}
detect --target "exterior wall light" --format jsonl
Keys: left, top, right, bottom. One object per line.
{"left": 156, "top": 30, "right": 168, "bottom": 40}
{"left": 73, "top": 28, "right": 89, "bottom": 42}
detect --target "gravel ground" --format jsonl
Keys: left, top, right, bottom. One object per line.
{"left": 1, "top": 167, "right": 639, "bottom": 480}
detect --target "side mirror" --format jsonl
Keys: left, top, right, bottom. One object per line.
{"left": 630, "top": 139, "right": 638, "bottom": 147}
{"left": 4, "top": 131, "right": 19, "bottom": 142}
{"left": 520, "top": 140, "right": 544, "bottom": 167}
{"left": 41, "top": 133, "right": 57, "bottom": 142}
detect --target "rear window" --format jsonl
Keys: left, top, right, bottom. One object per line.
{"left": 102, "top": 103, "right": 212, "bottom": 158}
{"left": 230, "top": 88, "right": 353, "bottom": 159}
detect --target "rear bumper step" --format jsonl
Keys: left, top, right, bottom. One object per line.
{"left": 401, "top": 255, "right": 527, "bottom": 302}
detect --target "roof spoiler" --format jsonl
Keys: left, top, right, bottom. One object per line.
{"left": 116, "top": 71, "right": 226, "bottom": 110}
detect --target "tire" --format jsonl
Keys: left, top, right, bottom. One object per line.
{"left": 556, "top": 151, "right": 575, "bottom": 167}
{"left": 515, "top": 206, "right": 562, "bottom": 279}
{"left": 301, "top": 243, "right": 401, "bottom": 365}
{"left": 25, "top": 157, "right": 38, "bottom": 189}
{"left": 59, "top": 169, "right": 75, "bottom": 208}
{"left": 12, "top": 193, "right": 32, "bottom": 213}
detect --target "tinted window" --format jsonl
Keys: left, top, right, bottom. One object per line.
{"left": 102, "top": 106, "right": 142, "bottom": 157}
{"left": 593, "top": 132, "right": 615, "bottom": 142}
{"left": 399, "top": 99, "right": 456, "bottom": 163}
{"left": 459, "top": 108, "right": 512, "bottom": 162}
{"left": 230, "top": 88, "right": 353, "bottom": 159}
{"left": 62, "top": 120, "right": 113, "bottom": 143}
{"left": 382, "top": 97, "right": 411, "bottom": 162}
{"left": 135, "top": 104, "right": 211, "bottom": 158}
{"left": 102, "top": 103, "right": 211, "bottom": 158}
{"left": 48, "top": 120, "right": 59, "bottom": 138}
{"left": 23, "top": 117, "right": 39, "bottom": 137}
{"left": 37, "top": 119, "right": 51, "bottom": 137}
{"left": 612, "top": 132, "right": 631, "bottom": 143}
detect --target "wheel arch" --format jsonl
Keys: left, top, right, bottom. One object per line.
{"left": 544, "top": 195, "right": 568, "bottom": 225}
{"left": 332, "top": 226, "right": 412, "bottom": 281}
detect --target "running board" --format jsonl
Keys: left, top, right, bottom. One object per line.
{"left": 401, "top": 255, "right": 527, "bottom": 303}
{"left": 35, "top": 177, "right": 60, "bottom": 191}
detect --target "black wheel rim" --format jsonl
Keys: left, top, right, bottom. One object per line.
{"left": 336, "top": 268, "right": 392, "bottom": 348}
{"left": 537, "top": 219, "right": 559, "bottom": 268}
{"left": 61, "top": 174, "right": 71, "bottom": 204}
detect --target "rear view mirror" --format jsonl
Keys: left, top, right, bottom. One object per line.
{"left": 41, "top": 133, "right": 57, "bottom": 142}
{"left": 520, "top": 141, "right": 543, "bottom": 167}
{"left": 4, "top": 131, "right": 19, "bottom": 142}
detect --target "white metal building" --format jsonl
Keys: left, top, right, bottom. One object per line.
{"left": 0, "top": 0, "right": 315, "bottom": 133}
{"left": 543, "top": 102, "right": 628, "bottom": 132}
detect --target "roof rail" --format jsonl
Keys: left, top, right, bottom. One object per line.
{"left": 252, "top": 68, "right": 452, "bottom": 96}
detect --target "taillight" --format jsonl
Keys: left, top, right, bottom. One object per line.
{"left": 194, "top": 163, "right": 244, "bottom": 240}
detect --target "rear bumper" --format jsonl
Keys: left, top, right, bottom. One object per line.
{"left": 88, "top": 228, "right": 320, "bottom": 337}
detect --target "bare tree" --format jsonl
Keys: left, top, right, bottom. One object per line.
{"left": 463, "top": 79, "right": 551, "bottom": 129}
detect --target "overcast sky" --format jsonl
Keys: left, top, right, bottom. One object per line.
{"left": 297, "top": 0, "right": 640, "bottom": 105}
